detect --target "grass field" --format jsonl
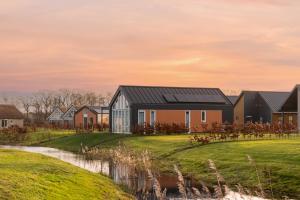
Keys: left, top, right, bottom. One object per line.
{"left": 0, "top": 149, "right": 132, "bottom": 200}
{"left": 41, "top": 133, "right": 300, "bottom": 198}
{"left": 0, "top": 128, "right": 75, "bottom": 146}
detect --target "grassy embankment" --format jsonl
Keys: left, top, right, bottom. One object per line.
{"left": 0, "top": 149, "right": 132, "bottom": 200}
{"left": 41, "top": 132, "right": 300, "bottom": 198}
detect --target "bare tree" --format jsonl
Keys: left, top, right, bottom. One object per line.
{"left": 18, "top": 96, "right": 32, "bottom": 120}
{"left": 39, "top": 91, "right": 53, "bottom": 118}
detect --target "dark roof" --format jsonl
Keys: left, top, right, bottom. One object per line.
{"left": 280, "top": 85, "right": 300, "bottom": 112}
{"left": 258, "top": 91, "right": 290, "bottom": 112}
{"left": 87, "top": 106, "right": 102, "bottom": 114}
{"left": 114, "top": 85, "right": 231, "bottom": 105}
{"left": 76, "top": 106, "right": 109, "bottom": 114}
{"left": 227, "top": 96, "right": 239, "bottom": 105}
{"left": 0, "top": 105, "right": 24, "bottom": 119}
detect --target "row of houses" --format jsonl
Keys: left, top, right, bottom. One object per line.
{"left": 47, "top": 105, "right": 109, "bottom": 129}
{"left": 108, "top": 85, "right": 300, "bottom": 134}
{"left": 0, "top": 85, "right": 299, "bottom": 133}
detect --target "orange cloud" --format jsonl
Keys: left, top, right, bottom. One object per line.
{"left": 0, "top": 0, "right": 299, "bottom": 93}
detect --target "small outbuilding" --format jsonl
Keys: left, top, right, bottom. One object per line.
{"left": 109, "top": 85, "right": 234, "bottom": 134}
{"left": 0, "top": 105, "right": 24, "bottom": 129}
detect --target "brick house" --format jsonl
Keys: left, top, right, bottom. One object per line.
{"left": 109, "top": 85, "right": 234, "bottom": 134}
{"left": 74, "top": 106, "right": 109, "bottom": 130}
{"left": 0, "top": 105, "right": 24, "bottom": 129}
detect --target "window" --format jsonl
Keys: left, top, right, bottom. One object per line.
{"left": 138, "top": 110, "right": 145, "bottom": 126}
{"left": 150, "top": 110, "right": 156, "bottom": 127}
{"left": 289, "top": 116, "right": 293, "bottom": 124}
{"left": 1, "top": 120, "right": 7, "bottom": 128}
{"left": 185, "top": 111, "right": 190, "bottom": 130}
{"left": 260, "top": 117, "right": 263, "bottom": 124}
{"left": 201, "top": 111, "right": 207, "bottom": 123}
{"left": 278, "top": 117, "right": 283, "bottom": 124}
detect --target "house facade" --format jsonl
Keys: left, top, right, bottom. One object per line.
{"left": 61, "top": 105, "right": 78, "bottom": 128}
{"left": 47, "top": 107, "right": 65, "bottom": 127}
{"left": 109, "top": 86, "right": 234, "bottom": 134}
{"left": 280, "top": 85, "right": 300, "bottom": 131}
{"left": 0, "top": 105, "right": 24, "bottom": 129}
{"left": 234, "top": 91, "right": 290, "bottom": 126}
{"left": 47, "top": 105, "right": 78, "bottom": 128}
{"left": 74, "top": 106, "right": 109, "bottom": 130}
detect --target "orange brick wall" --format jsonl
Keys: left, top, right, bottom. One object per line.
{"left": 142, "top": 109, "right": 222, "bottom": 133}
{"left": 74, "top": 108, "right": 97, "bottom": 128}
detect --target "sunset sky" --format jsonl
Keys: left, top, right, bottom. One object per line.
{"left": 1, "top": 0, "right": 300, "bottom": 94}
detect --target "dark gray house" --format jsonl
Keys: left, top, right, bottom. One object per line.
{"left": 234, "top": 91, "right": 290, "bottom": 126}
{"left": 109, "top": 85, "right": 234, "bottom": 134}
{"left": 280, "top": 85, "right": 300, "bottom": 131}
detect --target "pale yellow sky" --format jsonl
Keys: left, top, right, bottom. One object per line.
{"left": 0, "top": 0, "right": 299, "bottom": 93}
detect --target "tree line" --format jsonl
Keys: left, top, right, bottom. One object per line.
{"left": 0, "top": 89, "right": 112, "bottom": 125}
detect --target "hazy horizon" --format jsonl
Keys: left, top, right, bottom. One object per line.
{"left": 1, "top": 0, "right": 300, "bottom": 93}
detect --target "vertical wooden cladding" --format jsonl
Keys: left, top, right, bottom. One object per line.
{"left": 234, "top": 95, "right": 244, "bottom": 126}
{"left": 143, "top": 109, "right": 222, "bottom": 132}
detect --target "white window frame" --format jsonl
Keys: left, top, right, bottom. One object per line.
{"left": 185, "top": 110, "right": 191, "bottom": 133}
{"left": 150, "top": 110, "right": 156, "bottom": 127}
{"left": 201, "top": 110, "right": 207, "bottom": 123}
{"left": 1, "top": 119, "right": 8, "bottom": 128}
{"left": 138, "top": 110, "right": 146, "bottom": 126}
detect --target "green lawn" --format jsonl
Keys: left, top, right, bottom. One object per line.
{"left": 0, "top": 128, "right": 76, "bottom": 146}
{"left": 41, "top": 133, "right": 300, "bottom": 198}
{"left": 23, "top": 129, "right": 76, "bottom": 145}
{"left": 0, "top": 149, "right": 132, "bottom": 200}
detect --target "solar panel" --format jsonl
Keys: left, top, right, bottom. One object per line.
{"left": 163, "top": 94, "right": 178, "bottom": 102}
{"left": 174, "top": 94, "right": 226, "bottom": 103}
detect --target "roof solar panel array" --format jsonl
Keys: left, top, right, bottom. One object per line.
{"left": 121, "top": 86, "right": 230, "bottom": 105}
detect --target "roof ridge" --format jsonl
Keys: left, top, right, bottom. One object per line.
{"left": 242, "top": 90, "right": 289, "bottom": 93}
{"left": 119, "top": 85, "right": 220, "bottom": 90}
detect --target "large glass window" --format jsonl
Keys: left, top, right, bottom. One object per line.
{"left": 112, "top": 93, "right": 130, "bottom": 133}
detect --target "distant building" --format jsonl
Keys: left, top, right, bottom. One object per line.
{"left": 109, "top": 85, "right": 234, "bottom": 134}
{"left": 234, "top": 91, "right": 290, "bottom": 126}
{"left": 0, "top": 105, "right": 24, "bottom": 129}
{"left": 280, "top": 85, "right": 300, "bottom": 132}
{"left": 47, "top": 107, "right": 65, "bottom": 127}
{"left": 61, "top": 105, "right": 78, "bottom": 128}
{"left": 47, "top": 105, "right": 78, "bottom": 128}
{"left": 74, "top": 106, "right": 109, "bottom": 130}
